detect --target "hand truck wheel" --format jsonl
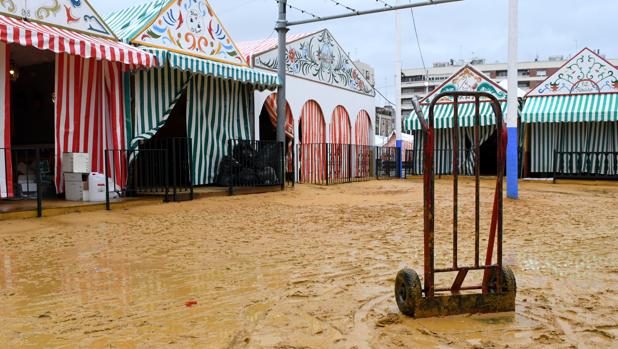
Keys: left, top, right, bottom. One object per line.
{"left": 488, "top": 266, "right": 517, "bottom": 294}
{"left": 395, "top": 268, "right": 422, "bottom": 316}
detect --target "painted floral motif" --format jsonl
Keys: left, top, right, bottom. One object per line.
{"left": 0, "top": 0, "right": 113, "bottom": 37}
{"left": 422, "top": 66, "right": 507, "bottom": 104}
{"left": 529, "top": 48, "right": 618, "bottom": 96}
{"left": 255, "top": 30, "right": 375, "bottom": 96}
{"left": 135, "top": 0, "right": 243, "bottom": 65}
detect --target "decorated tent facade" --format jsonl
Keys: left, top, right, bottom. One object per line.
{"left": 238, "top": 29, "right": 376, "bottom": 182}
{"left": 105, "top": 0, "right": 278, "bottom": 186}
{"left": 521, "top": 48, "right": 618, "bottom": 177}
{"left": 404, "top": 64, "right": 515, "bottom": 175}
{"left": 0, "top": 0, "right": 156, "bottom": 199}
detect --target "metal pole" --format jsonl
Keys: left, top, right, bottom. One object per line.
{"left": 105, "top": 151, "right": 110, "bottom": 211}
{"left": 35, "top": 148, "right": 42, "bottom": 218}
{"left": 506, "top": 0, "right": 519, "bottom": 199}
{"left": 276, "top": 0, "right": 288, "bottom": 145}
{"left": 286, "top": 0, "right": 462, "bottom": 27}
{"left": 395, "top": 0, "right": 404, "bottom": 178}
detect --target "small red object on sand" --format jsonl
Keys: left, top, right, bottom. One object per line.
{"left": 185, "top": 300, "right": 198, "bottom": 307}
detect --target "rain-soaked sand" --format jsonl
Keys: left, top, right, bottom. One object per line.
{"left": 1, "top": 179, "right": 617, "bottom": 348}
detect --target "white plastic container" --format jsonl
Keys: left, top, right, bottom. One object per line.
{"left": 88, "top": 173, "right": 107, "bottom": 202}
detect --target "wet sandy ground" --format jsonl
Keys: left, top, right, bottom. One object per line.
{"left": 1, "top": 179, "right": 617, "bottom": 348}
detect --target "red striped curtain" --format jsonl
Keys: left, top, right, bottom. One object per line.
{"left": 355, "top": 110, "right": 372, "bottom": 145}
{"left": 329, "top": 106, "right": 351, "bottom": 180}
{"left": 330, "top": 106, "right": 351, "bottom": 144}
{"left": 264, "top": 93, "right": 294, "bottom": 138}
{"left": 54, "top": 54, "right": 127, "bottom": 193}
{"left": 355, "top": 110, "right": 372, "bottom": 177}
{"left": 0, "top": 42, "right": 12, "bottom": 198}
{"left": 300, "top": 100, "right": 326, "bottom": 183}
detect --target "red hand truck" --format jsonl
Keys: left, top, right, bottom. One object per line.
{"left": 395, "top": 91, "right": 516, "bottom": 318}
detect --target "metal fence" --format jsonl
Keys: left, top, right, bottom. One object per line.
{"left": 376, "top": 146, "right": 401, "bottom": 179}
{"left": 0, "top": 146, "right": 55, "bottom": 217}
{"left": 296, "top": 144, "right": 403, "bottom": 185}
{"left": 222, "top": 140, "right": 285, "bottom": 195}
{"left": 105, "top": 138, "right": 194, "bottom": 209}
{"left": 553, "top": 151, "right": 618, "bottom": 180}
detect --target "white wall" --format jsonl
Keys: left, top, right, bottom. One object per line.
{"left": 254, "top": 71, "right": 376, "bottom": 146}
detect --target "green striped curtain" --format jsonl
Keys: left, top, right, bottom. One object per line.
{"left": 409, "top": 128, "right": 467, "bottom": 175}
{"left": 132, "top": 66, "right": 192, "bottom": 148}
{"left": 409, "top": 126, "right": 499, "bottom": 176}
{"left": 530, "top": 121, "right": 618, "bottom": 174}
{"left": 187, "top": 75, "right": 252, "bottom": 185}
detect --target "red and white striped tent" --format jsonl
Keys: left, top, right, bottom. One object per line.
{"left": 0, "top": 1, "right": 156, "bottom": 198}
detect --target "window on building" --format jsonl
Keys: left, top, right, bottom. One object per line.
{"left": 536, "top": 70, "right": 547, "bottom": 77}
{"left": 518, "top": 69, "right": 530, "bottom": 76}
{"left": 518, "top": 81, "right": 530, "bottom": 88}
{"left": 496, "top": 70, "right": 508, "bottom": 77}
{"left": 402, "top": 75, "right": 425, "bottom": 83}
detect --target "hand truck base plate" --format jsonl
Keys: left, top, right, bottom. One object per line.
{"left": 414, "top": 292, "right": 516, "bottom": 318}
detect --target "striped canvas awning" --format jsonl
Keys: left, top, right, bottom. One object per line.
{"left": 0, "top": 15, "right": 155, "bottom": 68}
{"left": 405, "top": 102, "right": 506, "bottom": 131}
{"left": 522, "top": 94, "right": 618, "bottom": 123}
{"left": 148, "top": 49, "right": 279, "bottom": 91}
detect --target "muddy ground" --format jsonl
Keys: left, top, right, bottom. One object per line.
{"left": 1, "top": 179, "right": 617, "bottom": 348}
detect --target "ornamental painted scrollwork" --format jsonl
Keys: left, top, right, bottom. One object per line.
{"left": 255, "top": 30, "right": 375, "bottom": 96}
{"left": 135, "top": 0, "right": 244, "bottom": 65}
{"left": 0, "top": 0, "right": 16, "bottom": 13}
{"left": 422, "top": 66, "right": 507, "bottom": 104}
{"left": 528, "top": 48, "right": 618, "bottom": 97}
{"left": 0, "top": 0, "right": 114, "bottom": 38}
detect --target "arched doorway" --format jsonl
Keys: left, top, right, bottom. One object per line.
{"left": 299, "top": 100, "right": 326, "bottom": 183}
{"left": 330, "top": 106, "right": 351, "bottom": 180}
{"left": 355, "top": 110, "right": 372, "bottom": 145}
{"left": 355, "top": 110, "right": 373, "bottom": 177}
{"left": 259, "top": 93, "right": 294, "bottom": 177}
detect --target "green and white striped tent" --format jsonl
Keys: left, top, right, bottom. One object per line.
{"left": 522, "top": 48, "right": 618, "bottom": 175}
{"left": 106, "top": 0, "right": 278, "bottom": 185}
{"left": 404, "top": 64, "right": 513, "bottom": 175}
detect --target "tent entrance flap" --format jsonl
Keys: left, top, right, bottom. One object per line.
{"left": 132, "top": 67, "right": 193, "bottom": 148}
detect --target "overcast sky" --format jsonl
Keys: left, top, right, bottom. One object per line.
{"left": 91, "top": 0, "right": 618, "bottom": 105}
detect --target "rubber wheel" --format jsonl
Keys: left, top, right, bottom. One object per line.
{"left": 395, "top": 268, "right": 422, "bottom": 317}
{"left": 488, "top": 266, "right": 517, "bottom": 294}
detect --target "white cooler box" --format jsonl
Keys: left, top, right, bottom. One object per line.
{"left": 62, "top": 153, "right": 90, "bottom": 174}
{"left": 65, "top": 173, "right": 86, "bottom": 201}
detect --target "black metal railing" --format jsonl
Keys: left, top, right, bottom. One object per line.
{"left": 0, "top": 146, "right": 55, "bottom": 217}
{"left": 221, "top": 140, "right": 285, "bottom": 195}
{"left": 296, "top": 144, "right": 404, "bottom": 185}
{"left": 105, "top": 138, "right": 194, "bottom": 209}
{"left": 376, "top": 146, "right": 401, "bottom": 179}
{"left": 403, "top": 149, "right": 417, "bottom": 177}
{"left": 553, "top": 151, "right": 618, "bottom": 180}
